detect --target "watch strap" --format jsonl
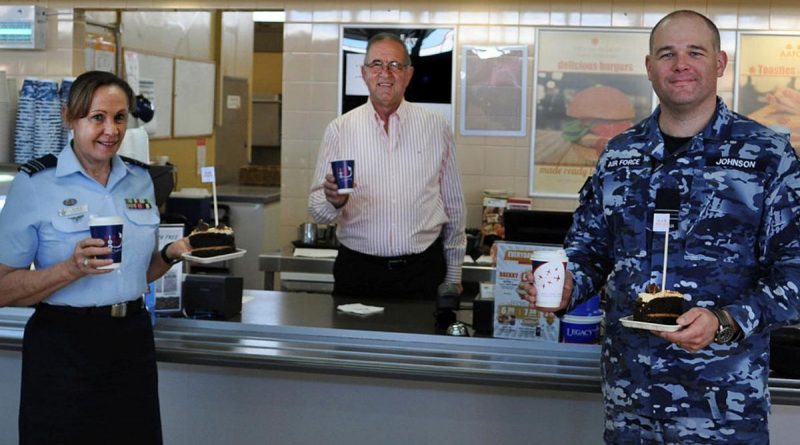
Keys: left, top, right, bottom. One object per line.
{"left": 160, "top": 242, "right": 182, "bottom": 265}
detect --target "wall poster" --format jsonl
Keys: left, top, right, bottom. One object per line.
{"left": 340, "top": 26, "right": 455, "bottom": 123}
{"left": 736, "top": 32, "right": 800, "bottom": 153}
{"left": 460, "top": 45, "right": 528, "bottom": 136}
{"left": 531, "top": 28, "right": 653, "bottom": 198}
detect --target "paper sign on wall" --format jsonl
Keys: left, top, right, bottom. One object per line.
{"left": 201, "top": 166, "right": 216, "bottom": 183}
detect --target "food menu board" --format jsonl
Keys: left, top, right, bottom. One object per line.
{"left": 531, "top": 28, "right": 653, "bottom": 198}
{"left": 736, "top": 33, "right": 800, "bottom": 153}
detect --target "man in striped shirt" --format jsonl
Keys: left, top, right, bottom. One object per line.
{"left": 309, "top": 32, "right": 466, "bottom": 300}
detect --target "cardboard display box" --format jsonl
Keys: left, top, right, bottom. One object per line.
{"left": 492, "top": 241, "right": 560, "bottom": 341}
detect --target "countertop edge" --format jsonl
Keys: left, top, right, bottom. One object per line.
{"left": 0, "top": 308, "right": 798, "bottom": 404}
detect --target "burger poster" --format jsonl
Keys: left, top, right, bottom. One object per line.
{"left": 736, "top": 33, "right": 800, "bottom": 153}
{"left": 531, "top": 28, "right": 653, "bottom": 197}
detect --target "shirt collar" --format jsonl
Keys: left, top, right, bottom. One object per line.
{"left": 55, "top": 142, "right": 129, "bottom": 187}
{"left": 367, "top": 98, "right": 408, "bottom": 126}
{"left": 632, "top": 97, "right": 732, "bottom": 160}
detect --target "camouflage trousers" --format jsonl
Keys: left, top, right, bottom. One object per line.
{"left": 604, "top": 410, "right": 769, "bottom": 444}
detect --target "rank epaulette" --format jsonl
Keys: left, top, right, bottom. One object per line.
{"left": 120, "top": 155, "right": 150, "bottom": 170}
{"left": 18, "top": 154, "right": 58, "bottom": 176}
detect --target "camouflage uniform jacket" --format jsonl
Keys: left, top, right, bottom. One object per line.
{"left": 565, "top": 98, "right": 800, "bottom": 421}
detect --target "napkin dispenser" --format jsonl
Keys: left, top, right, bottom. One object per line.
{"left": 183, "top": 274, "right": 243, "bottom": 319}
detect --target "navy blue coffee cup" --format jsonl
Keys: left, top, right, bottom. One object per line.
{"left": 89, "top": 216, "right": 123, "bottom": 269}
{"left": 331, "top": 159, "right": 355, "bottom": 194}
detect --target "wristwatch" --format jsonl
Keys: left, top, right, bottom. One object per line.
{"left": 160, "top": 242, "right": 182, "bottom": 265}
{"left": 710, "top": 309, "right": 738, "bottom": 343}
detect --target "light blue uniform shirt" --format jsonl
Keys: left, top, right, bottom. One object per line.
{"left": 0, "top": 147, "right": 161, "bottom": 306}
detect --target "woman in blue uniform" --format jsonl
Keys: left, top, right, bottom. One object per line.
{"left": 0, "top": 71, "right": 191, "bottom": 444}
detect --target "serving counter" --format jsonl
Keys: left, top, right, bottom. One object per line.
{"left": 0, "top": 291, "right": 797, "bottom": 444}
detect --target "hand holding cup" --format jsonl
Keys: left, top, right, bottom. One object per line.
{"left": 331, "top": 160, "right": 355, "bottom": 194}
{"left": 88, "top": 216, "right": 123, "bottom": 270}
{"left": 323, "top": 174, "right": 350, "bottom": 209}
{"left": 518, "top": 249, "right": 573, "bottom": 311}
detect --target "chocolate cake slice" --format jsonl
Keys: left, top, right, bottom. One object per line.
{"left": 188, "top": 220, "right": 236, "bottom": 257}
{"left": 633, "top": 289, "right": 684, "bottom": 325}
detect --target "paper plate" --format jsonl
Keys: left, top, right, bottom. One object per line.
{"left": 620, "top": 315, "right": 682, "bottom": 332}
{"left": 182, "top": 248, "right": 246, "bottom": 264}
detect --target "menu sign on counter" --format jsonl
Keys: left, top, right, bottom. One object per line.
{"left": 153, "top": 224, "right": 184, "bottom": 313}
{"left": 493, "top": 242, "right": 559, "bottom": 341}
{"left": 531, "top": 28, "right": 652, "bottom": 198}
{"left": 736, "top": 32, "right": 800, "bottom": 153}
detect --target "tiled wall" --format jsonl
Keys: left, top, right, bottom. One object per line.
{"left": 277, "top": 0, "right": 800, "bottom": 247}
{"left": 3, "top": 1, "right": 800, "bottom": 251}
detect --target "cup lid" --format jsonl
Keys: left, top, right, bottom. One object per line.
{"left": 562, "top": 313, "right": 604, "bottom": 324}
{"left": 89, "top": 215, "right": 123, "bottom": 225}
{"left": 530, "top": 249, "right": 568, "bottom": 262}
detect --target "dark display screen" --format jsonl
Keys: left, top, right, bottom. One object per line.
{"left": 340, "top": 27, "right": 453, "bottom": 115}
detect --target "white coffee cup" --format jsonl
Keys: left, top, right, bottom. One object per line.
{"left": 530, "top": 249, "right": 569, "bottom": 308}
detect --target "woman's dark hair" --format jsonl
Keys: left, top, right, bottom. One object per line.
{"left": 64, "top": 70, "right": 134, "bottom": 122}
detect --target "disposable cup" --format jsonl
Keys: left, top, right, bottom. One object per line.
{"left": 331, "top": 159, "right": 354, "bottom": 194}
{"left": 89, "top": 215, "right": 123, "bottom": 269}
{"left": 530, "top": 249, "right": 568, "bottom": 308}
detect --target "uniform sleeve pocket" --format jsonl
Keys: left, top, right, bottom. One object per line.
{"left": 124, "top": 208, "right": 161, "bottom": 227}
{"left": 51, "top": 216, "right": 90, "bottom": 234}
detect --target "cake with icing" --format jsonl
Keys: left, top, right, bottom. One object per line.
{"left": 633, "top": 287, "right": 684, "bottom": 325}
{"left": 188, "top": 220, "right": 236, "bottom": 257}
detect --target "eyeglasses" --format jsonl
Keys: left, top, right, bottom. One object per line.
{"left": 364, "top": 60, "right": 408, "bottom": 73}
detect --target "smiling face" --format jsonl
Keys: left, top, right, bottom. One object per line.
{"left": 645, "top": 13, "right": 727, "bottom": 114}
{"left": 67, "top": 84, "right": 129, "bottom": 170}
{"left": 361, "top": 38, "right": 414, "bottom": 119}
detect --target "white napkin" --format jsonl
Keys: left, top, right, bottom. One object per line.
{"left": 294, "top": 248, "right": 338, "bottom": 258}
{"left": 475, "top": 255, "right": 494, "bottom": 265}
{"left": 336, "top": 303, "right": 384, "bottom": 316}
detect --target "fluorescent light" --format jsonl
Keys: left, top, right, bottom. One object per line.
{"left": 253, "top": 11, "right": 285, "bottom": 23}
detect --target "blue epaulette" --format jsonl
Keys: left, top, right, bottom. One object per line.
{"left": 120, "top": 155, "right": 150, "bottom": 170}
{"left": 18, "top": 154, "right": 58, "bottom": 176}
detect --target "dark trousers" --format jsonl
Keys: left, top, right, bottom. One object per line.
{"left": 333, "top": 239, "right": 446, "bottom": 300}
{"left": 19, "top": 305, "right": 162, "bottom": 445}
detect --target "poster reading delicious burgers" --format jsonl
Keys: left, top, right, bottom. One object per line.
{"left": 736, "top": 32, "right": 800, "bottom": 153}
{"left": 531, "top": 28, "right": 653, "bottom": 198}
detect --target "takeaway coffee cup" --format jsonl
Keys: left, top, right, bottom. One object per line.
{"left": 89, "top": 215, "right": 123, "bottom": 269}
{"left": 530, "top": 249, "right": 569, "bottom": 308}
{"left": 331, "top": 159, "right": 355, "bottom": 194}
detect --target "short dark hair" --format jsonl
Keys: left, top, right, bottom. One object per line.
{"left": 64, "top": 70, "right": 134, "bottom": 122}
{"left": 649, "top": 10, "right": 721, "bottom": 53}
{"left": 364, "top": 32, "right": 412, "bottom": 66}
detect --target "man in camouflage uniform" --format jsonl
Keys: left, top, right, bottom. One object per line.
{"left": 521, "top": 10, "right": 800, "bottom": 444}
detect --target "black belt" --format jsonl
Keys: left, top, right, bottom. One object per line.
{"left": 340, "top": 239, "right": 442, "bottom": 270}
{"left": 36, "top": 298, "right": 145, "bottom": 318}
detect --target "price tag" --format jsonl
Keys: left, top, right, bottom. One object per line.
{"left": 200, "top": 166, "right": 216, "bottom": 183}
{"left": 653, "top": 213, "right": 670, "bottom": 233}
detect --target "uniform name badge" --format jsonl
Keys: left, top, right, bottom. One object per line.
{"left": 58, "top": 204, "right": 89, "bottom": 218}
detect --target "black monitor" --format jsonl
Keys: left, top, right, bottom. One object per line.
{"left": 503, "top": 209, "right": 574, "bottom": 246}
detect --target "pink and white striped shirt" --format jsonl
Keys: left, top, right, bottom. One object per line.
{"left": 309, "top": 100, "right": 466, "bottom": 283}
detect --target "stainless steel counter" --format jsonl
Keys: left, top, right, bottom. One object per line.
{"left": 0, "top": 291, "right": 798, "bottom": 405}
